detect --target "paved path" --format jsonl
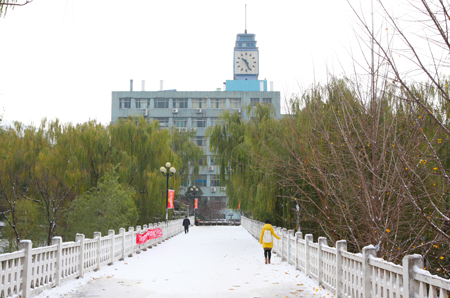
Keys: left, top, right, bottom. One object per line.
{"left": 35, "top": 226, "right": 331, "bottom": 298}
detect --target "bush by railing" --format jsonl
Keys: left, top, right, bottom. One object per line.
{"left": 241, "top": 216, "right": 450, "bottom": 298}
{"left": 0, "top": 217, "right": 193, "bottom": 298}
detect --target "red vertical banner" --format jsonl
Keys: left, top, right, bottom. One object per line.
{"left": 238, "top": 202, "right": 240, "bottom": 209}
{"left": 167, "top": 189, "right": 175, "bottom": 209}
{"left": 194, "top": 198, "right": 198, "bottom": 209}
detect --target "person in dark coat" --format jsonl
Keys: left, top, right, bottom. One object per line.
{"left": 182, "top": 216, "right": 191, "bottom": 233}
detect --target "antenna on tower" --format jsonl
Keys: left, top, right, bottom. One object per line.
{"left": 245, "top": 4, "right": 247, "bottom": 34}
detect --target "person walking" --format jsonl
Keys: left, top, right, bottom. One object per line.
{"left": 182, "top": 216, "right": 191, "bottom": 234}
{"left": 259, "top": 219, "right": 280, "bottom": 264}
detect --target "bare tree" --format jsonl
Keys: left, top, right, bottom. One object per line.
{"left": 348, "top": 0, "right": 450, "bottom": 273}
{"left": 197, "top": 199, "right": 226, "bottom": 221}
{"left": 0, "top": 0, "right": 34, "bottom": 17}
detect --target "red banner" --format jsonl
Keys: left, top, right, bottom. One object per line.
{"left": 238, "top": 202, "right": 240, "bottom": 209}
{"left": 136, "top": 228, "right": 163, "bottom": 244}
{"left": 168, "top": 189, "right": 175, "bottom": 209}
{"left": 194, "top": 198, "right": 198, "bottom": 209}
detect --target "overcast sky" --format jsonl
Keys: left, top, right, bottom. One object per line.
{"left": 0, "top": 0, "right": 388, "bottom": 126}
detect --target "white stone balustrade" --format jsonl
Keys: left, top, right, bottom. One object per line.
{"left": 241, "top": 216, "right": 450, "bottom": 298}
{"left": 0, "top": 217, "right": 193, "bottom": 298}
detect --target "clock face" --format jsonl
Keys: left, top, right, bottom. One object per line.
{"left": 234, "top": 51, "right": 258, "bottom": 75}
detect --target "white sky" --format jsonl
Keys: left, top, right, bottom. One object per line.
{"left": 1, "top": 0, "right": 389, "bottom": 126}
{"left": 34, "top": 226, "right": 333, "bottom": 297}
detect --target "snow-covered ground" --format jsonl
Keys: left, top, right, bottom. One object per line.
{"left": 34, "top": 226, "right": 333, "bottom": 298}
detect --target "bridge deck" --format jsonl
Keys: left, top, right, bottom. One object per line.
{"left": 34, "top": 226, "right": 330, "bottom": 298}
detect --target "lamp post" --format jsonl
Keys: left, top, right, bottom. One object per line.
{"left": 160, "top": 162, "right": 176, "bottom": 223}
{"left": 190, "top": 185, "right": 199, "bottom": 224}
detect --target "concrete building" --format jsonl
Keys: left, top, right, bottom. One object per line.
{"left": 111, "top": 31, "right": 280, "bottom": 214}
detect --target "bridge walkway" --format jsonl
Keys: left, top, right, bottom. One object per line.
{"left": 34, "top": 226, "right": 330, "bottom": 298}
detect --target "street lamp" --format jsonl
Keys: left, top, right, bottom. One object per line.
{"left": 160, "top": 162, "right": 176, "bottom": 223}
{"left": 190, "top": 185, "right": 199, "bottom": 224}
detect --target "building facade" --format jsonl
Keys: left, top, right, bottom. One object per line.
{"left": 111, "top": 31, "right": 281, "bottom": 213}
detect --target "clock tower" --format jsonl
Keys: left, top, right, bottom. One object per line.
{"left": 233, "top": 32, "right": 259, "bottom": 80}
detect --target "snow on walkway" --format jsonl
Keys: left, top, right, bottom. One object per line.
{"left": 34, "top": 226, "right": 333, "bottom": 298}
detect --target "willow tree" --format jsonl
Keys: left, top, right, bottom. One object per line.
{"left": 168, "top": 127, "right": 203, "bottom": 186}
{"left": 207, "top": 104, "right": 290, "bottom": 226}
{"left": 32, "top": 119, "right": 87, "bottom": 245}
{"left": 109, "top": 117, "right": 181, "bottom": 224}
{"left": 0, "top": 121, "right": 49, "bottom": 248}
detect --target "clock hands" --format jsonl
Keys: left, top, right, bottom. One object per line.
{"left": 242, "top": 58, "right": 251, "bottom": 70}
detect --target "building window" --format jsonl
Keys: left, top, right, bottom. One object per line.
{"left": 230, "top": 98, "right": 241, "bottom": 109}
{"left": 154, "top": 98, "right": 169, "bottom": 109}
{"left": 211, "top": 98, "right": 226, "bottom": 109}
{"left": 174, "top": 117, "right": 188, "bottom": 128}
{"left": 135, "top": 98, "right": 150, "bottom": 109}
{"left": 194, "top": 136, "right": 206, "bottom": 150}
{"left": 192, "top": 98, "right": 207, "bottom": 109}
{"left": 198, "top": 155, "right": 207, "bottom": 166}
{"left": 192, "top": 118, "right": 206, "bottom": 128}
{"left": 263, "top": 98, "right": 272, "bottom": 105}
{"left": 215, "top": 197, "right": 227, "bottom": 203}
{"left": 194, "top": 175, "right": 207, "bottom": 187}
{"left": 237, "top": 42, "right": 242, "bottom": 47}
{"left": 119, "top": 98, "right": 131, "bottom": 109}
{"left": 210, "top": 175, "right": 220, "bottom": 187}
{"left": 210, "top": 156, "right": 218, "bottom": 166}
{"left": 210, "top": 118, "right": 223, "bottom": 126}
{"left": 251, "top": 98, "right": 260, "bottom": 106}
{"left": 173, "top": 98, "right": 188, "bottom": 109}
{"left": 155, "top": 117, "right": 169, "bottom": 128}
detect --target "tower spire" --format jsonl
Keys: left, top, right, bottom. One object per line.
{"left": 245, "top": 4, "right": 247, "bottom": 34}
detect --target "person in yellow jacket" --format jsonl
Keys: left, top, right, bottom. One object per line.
{"left": 259, "top": 219, "right": 280, "bottom": 264}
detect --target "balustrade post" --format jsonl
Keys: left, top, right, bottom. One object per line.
{"left": 142, "top": 225, "right": 148, "bottom": 251}
{"left": 162, "top": 222, "right": 166, "bottom": 242}
{"left": 119, "top": 228, "right": 125, "bottom": 261}
{"left": 76, "top": 233, "right": 85, "bottom": 278}
{"left": 136, "top": 226, "right": 141, "bottom": 254}
{"left": 158, "top": 223, "right": 163, "bottom": 244}
{"left": 403, "top": 255, "right": 423, "bottom": 298}
{"left": 272, "top": 226, "right": 277, "bottom": 254}
{"left": 336, "top": 240, "right": 347, "bottom": 298}
{"left": 295, "top": 232, "right": 302, "bottom": 270}
{"left": 277, "top": 227, "right": 282, "bottom": 255}
{"left": 108, "top": 230, "right": 115, "bottom": 264}
{"left": 318, "top": 237, "right": 327, "bottom": 287}
{"left": 362, "top": 246, "right": 377, "bottom": 298}
{"left": 305, "top": 234, "right": 313, "bottom": 277}
{"left": 148, "top": 224, "right": 153, "bottom": 249}
{"left": 51, "top": 237, "right": 62, "bottom": 287}
{"left": 281, "top": 228, "right": 287, "bottom": 261}
{"left": 153, "top": 224, "right": 158, "bottom": 247}
{"left": 19, "top": 240, "right": 32, "bottom": 298}
{"left": 167, "top": 222, "right": 170, "bottom": 239}
{"left": 287, "top": 230, "right": 294, "bottom": 265}
{"left": 128, "top": 227, "right": 134, "bottom": 257}
{"left": 93, "top": 232, "right": 101, "bottom": 271}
